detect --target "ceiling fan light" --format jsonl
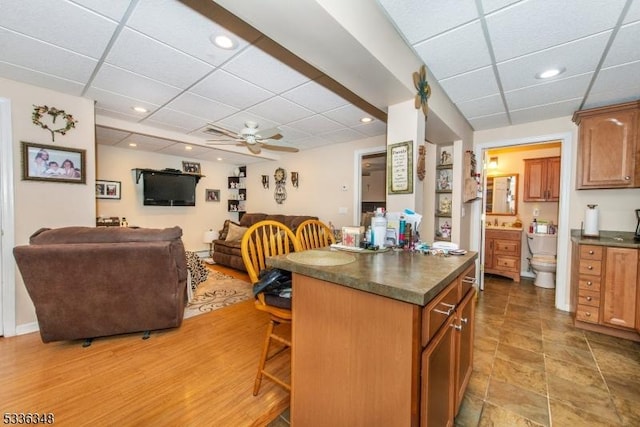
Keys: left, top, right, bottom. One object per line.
{"left": 211, "top": 34, "right": 236, "bottom": 50}
{"left": 536, "top": 67, "right": 565, "bottom": 79}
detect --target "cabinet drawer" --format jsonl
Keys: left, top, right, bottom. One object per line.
{"left": 577, "top": 289, "right": 600, "bottom": 307}
{"left": 494, "top": 256, "right": 518, "bottom": 270}
{"left": 422, "top": 281, "right": 458, "bottom": 347}
{"left": 578, "top": 278, "right": 601, "bottom": 291}
{"left": 579, "top": 245, "right": 603, "bottom": 261}
{"left": 576, "top": 304, "right": 600, "bottom": 323}
{"left": 578, "top": 259, "right": 602, "bottom": 276}
{"left": 494, "top": 240, "right": 520, "bottom": 255}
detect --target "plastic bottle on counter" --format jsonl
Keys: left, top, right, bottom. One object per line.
{"left": 398, "top": 214, "right": 406, "bottom": 247}
{"left": 371, "top": 209, "right": 387, "bottom": 248}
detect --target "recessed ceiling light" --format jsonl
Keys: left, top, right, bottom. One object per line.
{"left": 132, "top": 106, "right": 148, "bottom": 113}
{"left": 211, "top": 34, "right": 236, "bottom": 50}
{"left": 360, "top": 117, "right": 373, "bottom": 123}
{"left": 217, "top": 157, "right": 223, "bottom": 161}
{"left": 535, "top": 67, "right": 565, "bottom": 79}
{"left": 129, "top": 143, "right": 137, "bottom": 147}
{"left": 185, "top": 146, "right": 192, "bottom": 151}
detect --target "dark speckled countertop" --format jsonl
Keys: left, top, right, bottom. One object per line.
{"left": 266, "top": 248, "right": 478, "bottom": 306}
{"left": 571, "top": 229, "right": 640, "bottom": 248}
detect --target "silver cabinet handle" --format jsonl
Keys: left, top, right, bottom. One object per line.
{"left": 460, "top": 317, "right": 468, "bottom": 324}
{"left": 434, "top": 309, "right": 451, "bottom": 316}
{"left": 462, "top": 276, "right": 476, "bottom": 284}
{"left": 451, "top": 323, "right": 462, "bottom": 331}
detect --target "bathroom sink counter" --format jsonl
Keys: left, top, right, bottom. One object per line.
{"left": 486, "top": 225, "right": 523, "bottom": 231}
{"left": 571, "top": 229, "right": 640, "bottom": 248}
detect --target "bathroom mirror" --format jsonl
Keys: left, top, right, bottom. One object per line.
{"left": 486, "top": 174, "right": 518, "bottom": 215}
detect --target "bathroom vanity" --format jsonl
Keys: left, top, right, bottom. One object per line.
{"left": 484, "top": 227, "right": 522, "bottom": 282}
{"left": 570, "top": 230, "right": 640, "bottom": 342}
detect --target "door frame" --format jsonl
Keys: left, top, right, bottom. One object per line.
{"left": 472, "top": 131, "right": 573, "bottom": 311}
{"left": 1, "top": 97, "right": 16, "bottom": 336}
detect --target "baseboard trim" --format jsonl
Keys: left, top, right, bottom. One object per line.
{"left": 15, "top": 322, "right": 39, "bottom": 336}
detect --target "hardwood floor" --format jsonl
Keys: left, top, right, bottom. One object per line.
{"left": 0, "top": 265, "right": 290, "bottom": 426}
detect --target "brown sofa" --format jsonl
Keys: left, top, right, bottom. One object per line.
{"left": 212, "top": 213, "right": 318, "bottom": 271}
{"left": 13, "top": 226, "right": 188, "bottom": 343}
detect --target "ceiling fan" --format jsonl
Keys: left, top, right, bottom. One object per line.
{"left": 204, "top": 121, "right": 299, "bottom": 154}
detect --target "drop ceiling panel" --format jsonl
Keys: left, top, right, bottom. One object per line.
{"left": 158, "top": 144, "right": 211, "bottom": 157}
{"left": 85, "top": 87, "right": 158, "bottom": 118}
{"left": 586, "top": 60, "right": 640, "bottom": 108}
{"left": 353, "top": 121, "right": 387, "bottom": 137}
{"left": 215, "top": 112, "right": 279, "bottom": 136}
{"left": 457, "top": 94, "right": 505, "bottom": 118}
{"left": 0, "top": 28, "right": 97, "bottom": 82}
{"left": 377, "top": 0, "right": 478, "bottom": 44}
{"left": 0, "top": 0, "right": 117, "bottom": 58}
{"left": 71, "top": 0, "right": 132, "bottom": 21}
{"left": 497, "top": 32, "right": 611, "bottom": 91}
{"left": 439, "top": 66, "right": 499, "bottom": 103}
{"left": 95, "top": 126, "right": 131, "bottom": 146}
{"left": 481, "top": 0, "right": 522, "bottom": 14}
{"left": 510, "top": 98, "right": 581, "bottom": 124}
{"left": 286, "top": 115, "right": 344, "bottom": 135}
{"left": 486, "top": 0, "right": 626, "bottom": 61}
{"left": 323, "top": 104, "right": 373, "bottom": 127}
{"left": 117, "top": 133, "right": 177, "bottom": 151}
{"left": 0, "top": 62, "right": 85, "bottom": 95}
{"left": 190, "top": 69, "right": 274, "bottom": 109}
{"left": 246, "top": 96, "right": 314, "bottom": 124}
{"left": 413, "top": 21, "right": 492, "bottom": 79}
{"left": 127, "top": 0, "right": 250, "bottom": 67}
{"left": 603, "top": 21, "right": 640, "bottom": 67}
{"left": 192, "top": 149, "right": 258, "bottom": 165}
{"left": 145, "top": 108, "right": 209, "bottom": 133}
{"left": 467, "top": 112, "right": 510, "bottom": 130}
{"left": 165, "top": 92, "right": 239, "bottom": 123}
{"left": 320, "top": 128, "right": 366, "bottom": 144}
{"left": 222, "top": 45, "right": 309, "bottom": 94}
{"left": 106, "top": 28, "right": 214, "bottom": 88}
{"left": 624, "top": 0, "right": 640, "bottom": 23}
{"left": 505, "top": 73, "right": 592, "bottom": 110}
{"left": 281, "top": 81, "right": 349, "bottom": 113}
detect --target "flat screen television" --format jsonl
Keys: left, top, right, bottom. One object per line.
{"left": 143, "top": 171, "right": 196, "bottom": 206}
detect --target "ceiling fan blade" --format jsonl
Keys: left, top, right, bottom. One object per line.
{"left": 260, "top": 143, "right": 299, "bottom": 153}
{"left": 204, "top": 123, "right": 238, "bottom": 138}
{"left": 255, "top": 127, "right": 281, "bottom": 140}
{"left": 247, "top": 144, "right": 261, "bottom": 154}
{"left": 205, "top": 140, "right": 242, "bottom": 146}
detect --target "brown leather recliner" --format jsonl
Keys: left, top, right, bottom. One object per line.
{"left": 13, "top": 226, "right": 188, "bottom": 343}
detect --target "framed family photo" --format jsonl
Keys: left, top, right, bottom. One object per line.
{"left": 205, "top": 189, "right": 220, "bottom": 202}
{"left": 21, "top": 141, "right": 86, "bottom": 184}
{"left": 96, "top": 180, "right": 121, "bottom": 199}
{"left": 182, "top": 161, "right": 201, "bottom": 175}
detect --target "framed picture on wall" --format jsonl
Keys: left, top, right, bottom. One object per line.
{"left": 182, "top": 161, "right": 201, "bottom": 174}
{"left": 205, "top": 189, "right": 220, "bottom": 202}
{"left": 21, "top": 141, "right": 86, "bottom": 184}
{"left": 96, "top": 180, "right": 121, "bottom": 199}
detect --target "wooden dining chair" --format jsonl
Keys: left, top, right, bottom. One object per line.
{"left": 241, "top": 220, "right": 301, "bottom": 395}
{"left": 295, "top": 219, "right": 336, "bottom": 250}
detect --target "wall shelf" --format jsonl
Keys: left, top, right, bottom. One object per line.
{"left": 132, "top": 168, "right": 204, "bottom": 184}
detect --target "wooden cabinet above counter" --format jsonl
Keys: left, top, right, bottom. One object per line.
{"left": 572, "top": 101, "right": 640, "bottom": 189}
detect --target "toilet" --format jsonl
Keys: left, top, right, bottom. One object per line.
{"left": 527, "top": 232, "right": 557, "bottom": 289}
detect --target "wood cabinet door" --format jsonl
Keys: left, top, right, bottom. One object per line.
{"left": 454, "top": 288, "right": 476, "bottom": 413}
{"left": 577, "top": 108, "right": 637, "bottom": 189}
{"left": 484, "top": 236, "right": 494, "bottom": 269}
{"left": 603, "top": 247, "right": 638, "bottom": 329}
{"left": 547, "top": 156, "right": 561, "bottom": 201}
{"left": 421, "top": 315, "right": 455, "bottom": 427}
{"left": 523, "top": 158, "right": 546, "bottom": 201}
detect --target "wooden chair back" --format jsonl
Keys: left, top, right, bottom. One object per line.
{"left": 295, "top": 219, "right": 336, "bottom": 250}
{"left": 241, "top": 220, "right": 301, "bottom": 285}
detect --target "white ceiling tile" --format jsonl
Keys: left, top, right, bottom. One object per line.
{"left": 286, "top": 115, "right": 344, "bottom": 134}
{"left": 275, "top": 125, "right": 311, "bottom": 142}
{"left": 106, "top": 28, "right": 214, "bottom": 88}
{"left": 158, "top": 143, "right": 212, "bottom": 158}
{"left": 246, "top": 96, "right": 314, "bottom": 124}
{"left": 510, "top": 98, "right": 581, "bottom": 124}
{"left": 192, "top": 149, "right": 258, "bottom": 165}
{"left": 413, "top": 21, "right": 492, "bottom": 79}
{"left": 222, "top": 45, "right": 309, "bottom": 94}
{"left": 0, "top": 28, "right": 97, "bottom": 83}
{"left": 467, "top": 112, "right": 510, "bottom": 130}
{"left": 319, "top": 128, "right": 366, "bottom": 144}
{"left": 127, "top": 0, "right": 252, "bottom": 67}
{"left": 295, "top": 136, "right": 333, "bottom": 150}
{"left": 116, "top": 134, "right": 176, "bottom": 152}
{"left": 281, "top": 80, "right": 349, "bottom": 113}
{"left": 145, "top": 108, "right": 209, "bottom": 133}
{"left": 457, "top": 94, "right": 505, "bottom": 118}
{"left": 0, "top": 61, "right": 85, "bottom": 95}
{"left": 85, "top": 87, "right": 159, "bottom": 118}
{"left": 95, "top": 107, "right": 145, "bottom": 122}
{"left": 587, "top": 60, "right": 640, "bottom": 107}
{"left": 439, "top": 66, "right": 499, "bottom": 103}
{"left": 624, "top": 0, "right": 640, "bottom": 23}
{"left": 70, "top": 0, "right": 132, "bottom": 21}
{"left": 95, "top": 126, "right": 131, "bottom": 145}
{"left": 603, "top": 21, "right": 640, "bottom": 67}
{"left": 505, "top": 73, "right": 592, "bottom": 110}
{"left": 191, "top": 69, "right": 274, "bottom": 109}
{"left": 165, "top": 92, "right": 239, "bottom": 123}
{"left": 481, "top": 0, "right": 523, "bottom": 14}
{"left": 215, "top": 112, "right": 279, "bottom": 136}
{"left": 378, "top": 0, "right": 478, "bottom": 43}
{"left": 0, "top": 0, "right": 118, "bottom": 58}
{"left": 353, "top": 121, "right": 387, "bottom": 137}
{"left": 92, "top": 64, "right": 182, "bottom": 106}
{"left": 323, "top": 104, "right": 372, "bottom": 127}
{"left": 486, "top": 0, "right": 626, "bottom": 61}
{"left": 497, "top": 31, "right": 610, "bottom": 91}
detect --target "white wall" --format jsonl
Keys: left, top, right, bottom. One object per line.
{"left": 1, "top": 77, "right": 96, "bottom": 328}
{"left": 362, "top": 170, "right": 385, "bottom": 202}
{"left": 96, "top": 145, "right": 241, "bottom": 252}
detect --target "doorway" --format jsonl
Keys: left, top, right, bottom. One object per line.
{"left": 354, "top": 146, "right": 386, "bottom": 227}
{"left": 473, "top": 131, "right": 573, "bottom": 311}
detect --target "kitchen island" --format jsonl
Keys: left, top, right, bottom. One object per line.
{"left": 267, "top": 248, "right": 478, "bottom": 427}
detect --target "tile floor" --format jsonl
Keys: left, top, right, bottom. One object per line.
{"left": 268, "top": 275, "right": 640, "bottom": 426}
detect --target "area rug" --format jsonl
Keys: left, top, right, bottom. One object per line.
{"left": 184, "top": 270, "right": 253, "bottom": 319}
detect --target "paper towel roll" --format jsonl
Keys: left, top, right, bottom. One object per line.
{"left": 584, "top": 205, "right": 599, "bottom": 236}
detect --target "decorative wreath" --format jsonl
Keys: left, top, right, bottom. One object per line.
{"left": 32, "top": 105, "right": 78, "bottom": 142}
{"left": 413, "top": 65, "right": 431, "bottom": 117}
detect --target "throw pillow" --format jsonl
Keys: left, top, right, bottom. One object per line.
{"left": 218, "top": 220, "right": 240, "bottom": 240}
{"left": 225, "top": 222, "right": 248, "bottom": 242}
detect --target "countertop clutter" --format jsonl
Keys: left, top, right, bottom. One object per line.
{"left": 267, "top": 247, "right": 477, "bottom": 306}
{"left": 571, "top": 229, "right": 640, "bottom": 248}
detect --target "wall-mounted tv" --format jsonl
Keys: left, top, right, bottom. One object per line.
{"left": 143, "top": 171, "right": 196, "bottom": 206}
